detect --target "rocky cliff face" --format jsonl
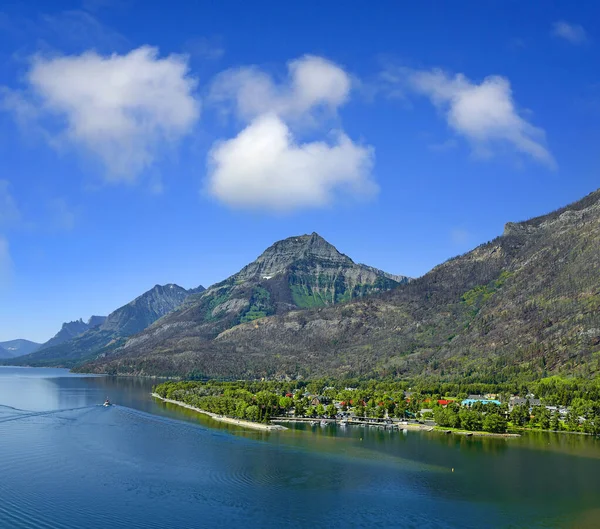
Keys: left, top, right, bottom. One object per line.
{"left": 88, "top": 316, "right": 107, "bottom": 328}
{"left": 211, "top": 231, "right": 407, "bottom": 310}
{"left": 14, "top": 284, "right": 202, "bottom": 366}
{"left": 38, "top": 319, "right": 94, "bottom": 351}
{"left": 83, "top": 189, "right": 600, "bottom": 380}
{"left": 100, "top": 284, "right": 192, "bottom": 336}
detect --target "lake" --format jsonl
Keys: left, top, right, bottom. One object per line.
{"left": 0, "top": 366, "right": 599, "bottom": 528}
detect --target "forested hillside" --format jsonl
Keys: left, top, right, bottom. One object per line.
{"left": 81, "top": 189, "right": 600, "bottom": 381}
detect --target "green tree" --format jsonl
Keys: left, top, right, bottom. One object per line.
{"left": 256, "top": 391, "right": 278, "bottom": 422}
{"left": 483, "top": 413, "right": 507, "bottom": 433}
{"left": 434, "top": 407, "right": 460, "bottom": 428}
{"left": 583, "top": 413, "right": 600, "bottom": 435}
{"left": 510, "top": 404, "right": 529, "bottom": 427}
{"left": 395, "top": 400, "right": 407, "bottom": 419}
{"left": 565, "top": 410, "right": 580, "bottom": 432}
{"left": 459, "top": 409, "right": 483, "bottom": 431}
{"left": 279, "top": 396, "right": 293, "bottom": 412}
{"left": 245, "top": 405, "right": 259, "bottom": 422}
{"left": 294, "top": 400, "right": 306, "bottom": 417}
{"left": 533, "top": 406, "right": 550, "bottom": 430}
{"left": 235, "top": 401, "right": 248, "bottom": 419}
{"left": 550, "top": 410, "right": 560, "bottom": 431}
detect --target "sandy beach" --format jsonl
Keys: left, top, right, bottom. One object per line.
{"left": 152, "top": 393, "right": 287, "bottom": 431}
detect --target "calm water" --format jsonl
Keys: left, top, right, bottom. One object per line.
{"left": 1, "top": 367, "right": 599, "bottom": 528}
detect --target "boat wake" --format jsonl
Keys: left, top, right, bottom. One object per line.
{"left": 0, "top": 404, "right": 108, "bottom": 424}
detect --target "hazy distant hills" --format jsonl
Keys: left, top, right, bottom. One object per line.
{"left": 0, "top": 339, "right": 42, "bottom": 359}
{"left": 12, "top": 284, "right": 203, "bottom": 366}
{"left": 81, "top": 188, "right": 600, "bottom": 381}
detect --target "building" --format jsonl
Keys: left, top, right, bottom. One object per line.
{"left": 545, "top": 405, "right": 568, "bottom": 417}
{"left": 509, "top": 397, "right": 542, "bottom": 412}
{"left": 462, "top": 398, "right": 501, "bottom": 407}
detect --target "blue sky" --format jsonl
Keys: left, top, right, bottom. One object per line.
{"left": 0, "top": 0, "right": 599, "bottom": 342}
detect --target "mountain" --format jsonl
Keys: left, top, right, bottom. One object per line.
{"left": 14, "top": 284, "right": 202, "bottom": 366}
{"left": 87, "top": 316, "right": 107, "bottom": 328}
{"left": 82, "top": 189, "right": 600, "bottom": 381}
{"left": 78, "top": 232, "right": 409, "bottom": 375}
{"left": 0, "top": 339, "right": 42, "bottom": 358}
{"left": 0, "top": 345, "right": 11, "bottom": 359}
{"left": 38, "top": 317, "right": 106, "bottom": 351}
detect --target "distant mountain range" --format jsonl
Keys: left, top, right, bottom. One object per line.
{"left": 10, "top": 233, "right": 406, "bottom": 369}
{"left": 80, "top": 188, "right": 600, "bottom": 382}
{"left": 90, "top": 232, "right": 409, "bottom": 375}
{"left": 9, "top": 187, "right": 600, "bottom": 383}
{"left": 0, "top": 339, "right": 41, "bottom": 359}
{"left": 12, "top": 284, "right": 204, "bottom": 366}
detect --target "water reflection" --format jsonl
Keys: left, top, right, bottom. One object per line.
{"left": 1, "top": 366, "right": 599, "bottom": 529}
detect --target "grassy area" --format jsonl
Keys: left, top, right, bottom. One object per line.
{"left": 433, "top": 426, "right": 520, "bottom": 437}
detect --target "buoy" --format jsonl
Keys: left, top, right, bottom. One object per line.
{"left": 452, "top": 468, "right": 454, "bottom": 472}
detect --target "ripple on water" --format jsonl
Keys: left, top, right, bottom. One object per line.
{"left": 0, "top": 399, "right": 587, "bottom": 529}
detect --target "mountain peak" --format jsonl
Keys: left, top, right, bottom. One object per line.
{"left": 100, "top": 283, "right": 191, "bottom": 335}
{"left": 237, "top": 233, "right": 350, "bottom": 280}
{"left": 87, "top": 315, "right": 107, "bottom": 328}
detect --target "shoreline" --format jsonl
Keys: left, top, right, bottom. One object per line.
{"left": 151, "top": 393, "right": 287, "bottom": 431}
{"left": 271, "top": 417, "right": 520, "bottom": 438}
{"left": 432, "top": 426, "right": 520, "bottom": 438}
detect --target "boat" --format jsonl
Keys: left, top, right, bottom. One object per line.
{"left": 103, "top": 397, "right": 111, "bottom": 407}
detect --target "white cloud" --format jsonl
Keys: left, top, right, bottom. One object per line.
{"left": 207, "top": 114, "right": 375, "bottom": 211}
{"left": 0, "top": 181, "right": 21, "bottom": 227}
{"left": 207, "top": 55, "right": 374, "bottom": 211}
{"left": 210, "top": 54, "right": 351, "bottom": 122}
{"left": 4, "top": 46, "right": 200, "bottom": 182}
{"left": 552, "top": 21, "right": 588, "bottom": 44}
{"left": 406, "top": 69, "right": 555, "bottom": 168}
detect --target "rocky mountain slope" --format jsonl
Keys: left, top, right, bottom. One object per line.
{"left": 14, "top": 284, "right": 202, "bottom": 366}
{"left": 82, "top": 189, "right": 600, "bottom": 381}
{"left": 38, "top": 317, "right": 106, "bottom": 351}
{"left": 78, "top": 233, "right": 408, "bottom": 373}
{"left": 0, "top": 339, "right": 41, "bottom": 358}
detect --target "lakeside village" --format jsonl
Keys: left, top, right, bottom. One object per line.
{"left": 153, "top": 378, "right": 600, "bottom": 436}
